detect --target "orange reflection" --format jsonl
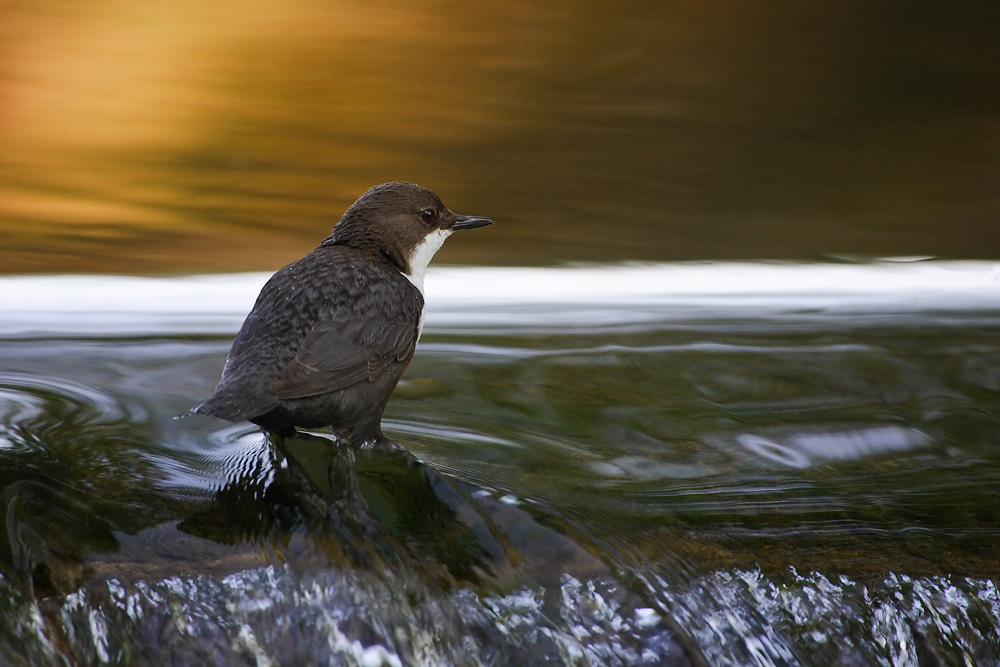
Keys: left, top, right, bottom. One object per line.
{"left": 0, "top": 0, "right": 544, "bottom": 272}
{"left": 1, "top": 1, "right": 998, "bottom": 273}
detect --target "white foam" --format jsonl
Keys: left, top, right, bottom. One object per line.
{"left": 1, "top": 260, "right": 998, "bottom": 337}
{"left": 422, "top": 260, "right": 1000, "bottom": 330}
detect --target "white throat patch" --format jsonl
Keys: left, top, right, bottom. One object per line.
{"left": 402, "top": 228, "right": 452, "bottom": 296}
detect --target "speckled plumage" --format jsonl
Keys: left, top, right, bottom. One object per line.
{"left": 190, "top": 182, "right": 492, "bottom": 444}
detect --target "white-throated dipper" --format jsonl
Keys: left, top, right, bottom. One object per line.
{"left": 190, "top": 181, "right": 492, "bottom": 444}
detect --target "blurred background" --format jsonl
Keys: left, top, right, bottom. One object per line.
{"left": 2, "top": 0, "right": 998, "bottom": 274}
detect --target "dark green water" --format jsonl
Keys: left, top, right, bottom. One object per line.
{"left": 1, "top": 266, "right": 1000, "bottom": 665}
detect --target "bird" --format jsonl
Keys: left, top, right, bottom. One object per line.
{"left": 189, "top": 181, "right": 493, "bottom": 445}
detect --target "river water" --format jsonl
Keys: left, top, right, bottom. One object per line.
{"left": 2, "top": 261, "right": 999, "bottom": 665}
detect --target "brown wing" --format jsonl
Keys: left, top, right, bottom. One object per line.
{"left": 192, "top": 246, "right": 422, "bottom": 421}
{"left": 268, "top": 292, "right": 420, "bottom": 400}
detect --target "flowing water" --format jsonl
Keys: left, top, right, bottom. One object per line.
{"left": 1, "top": 262, "right": 999, "bottom": 665}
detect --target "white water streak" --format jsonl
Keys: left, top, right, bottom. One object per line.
{"left": 1, "top": 261, "right": 998, "bottom": 337}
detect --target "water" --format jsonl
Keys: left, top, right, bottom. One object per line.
{"left": 2, "top": 262, "right": 1000, "bottom": 664}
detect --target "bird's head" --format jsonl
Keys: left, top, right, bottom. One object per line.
{"left": 325, "top": 181, "right": 492, "bottom": 285}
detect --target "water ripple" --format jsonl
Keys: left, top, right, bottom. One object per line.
{"left": 383, "top": 419, "right": 522, "bottom": 448}
{"left": 0, "top": 372, "right": 127, "bottom": 424}
{"left": 150, "top": 424, "right": 272, "bottom": 496}
{"left": 0, "top": 372, "right": 131, "bottom": 451}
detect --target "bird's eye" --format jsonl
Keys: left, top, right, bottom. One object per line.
{"left": 419, "top": 209, "right": 435, "bottom": 224}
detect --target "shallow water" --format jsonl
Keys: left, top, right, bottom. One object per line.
{"left": 2, "top": 262, "right": 1000, "bottom": 665}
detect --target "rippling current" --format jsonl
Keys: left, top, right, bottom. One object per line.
{"left": 1, "top": 262, "right": 1000, "bottom": 665}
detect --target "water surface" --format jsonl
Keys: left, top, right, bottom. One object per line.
{"left": 2, "top": 262, "right": 1000, "bottom": 664}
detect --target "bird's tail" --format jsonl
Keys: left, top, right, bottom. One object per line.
{"left": 174, "top": 400, "right": 208, "bottom": 421}
{"left": 178, "top": 390, "right": 277, "bottom": 423}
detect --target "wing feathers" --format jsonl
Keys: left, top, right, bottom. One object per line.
{"left": 268, "top": 282, "right": 420, "bottom": 400}
{"left": 200, "top": 248, "right": 423, "bottom": 412}
{"left": 269, "top": 358, "right": 371, "bottom": 399}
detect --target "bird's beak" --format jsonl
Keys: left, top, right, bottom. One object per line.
{"left": 451, "top": 215, "right": 493, "bottom": 230}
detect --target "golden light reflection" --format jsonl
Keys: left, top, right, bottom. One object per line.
{"left": 1, "top": 1, "right": 998, "bottom": 273}
{"left": 0, "top": 0, "right": 554, "bottom": 272}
